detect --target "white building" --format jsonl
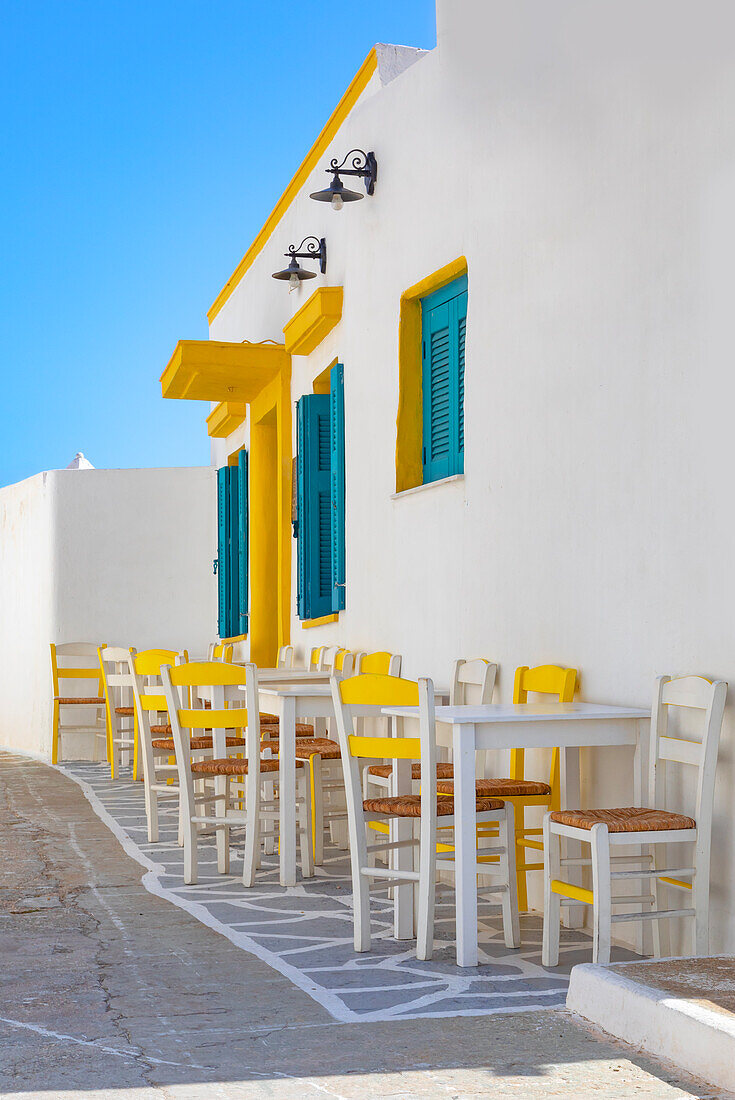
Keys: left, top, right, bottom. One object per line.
{"left": 160, "top": 0, "right": 735, "bottom": 952}
{"left": 0, "top": 466, "right": 216, "bottom": 758}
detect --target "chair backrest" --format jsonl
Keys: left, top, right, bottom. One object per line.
{"left": 450, "top": 658, "right": 497, "bottom": 706}
{"left": 209, "top": 642, "right": 234, "bottom": 662}
{"left": 277, "top": 645, "right": 294, "bottom": 669}
{"left": 98, "top": 645, "right": 137, "bottom": 714}
{"left": 513, "top": 664, "right": 577, "bottom": 703}
{"left": 326, "top": 648, "right": 355, "bottom": 677}
{"left": 649, "top": 675, "right": 727, "bottom": 836}
{"left": 309, "top": 646, "right": 324, "bottom": 671}
{"left": 129, "top": 649, "right": 188, "bottom": 782}
{"left": 161, "top": 660, "right": 259, "bottom": 780}
{"left": 332, "top": 673, "right": 436, "bottom": 830}
{"left": 50, "top": 642, "right": 106, "bottom": 697}
{"left": 355, "top": 651, "right": 402, "bottom": 676}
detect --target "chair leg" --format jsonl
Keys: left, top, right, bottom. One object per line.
{"left": 242, "top": 776, "right": 260, "bottom": 888}
{"left": 693, "top": 841, "right": 710, "bottom": 956}
{"left": 542, "top": 813, "right": 562, "bottom": 966}
{"left": 183, "top": 818, "right": 198, "bottom": 884}
{"left": 263, "top": 773, "right": 275, "bottom": 855}
{"left": 215, "top": 775, "right": 230, "bottom": 874}
{"left": 351, "top": 823, "right": 373, "bottom": 952}
{"left": 311, "top": 756, "right": 324, "bottom": 866}
{"left": 298, "top": 770, "right": 314, "bottom": 878}
{"left": 51, "top": 700, "right": 60, "bottom": 764}
{"left": 145, "top": 785, "right": 159, "bottom": 843}
{"left": 500, "top": 803, "right": 521, "bottom": 949}
{"left": 590, "top": 823, "right": 612, "bottom": 964}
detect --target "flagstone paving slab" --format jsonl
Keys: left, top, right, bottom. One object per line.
{"left": 0, "top": 751, "right": 730, "bottom": 1098}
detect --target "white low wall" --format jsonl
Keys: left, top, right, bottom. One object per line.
{"left": 0, "top": 467, "right": 217, "bottom": 759}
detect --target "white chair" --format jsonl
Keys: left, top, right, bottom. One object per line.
{"left": 50, "top": 643, "right": 107, "bottom": 764}
{"left": 161, "top": 660, "right": 313, "bottom": 886}
{"left": 277, "top": 645, "right": 294, "bottom": 669}
{"left": 366, "top": 657, "right": 497, "bottom": 797}
{"left": 332, "top": 672, "right": 520, "bottom": 959}
{"left": 129, "top": 648, "right": 195, "bottom": 842}
{"left": 355, "top": 651, "right": 402, "bottom": 676}
{"left": 98, "top": 646, "right": 138, "bottom": 779}
{"left": 542, "top": 674, "right": 727, "bottom": 966}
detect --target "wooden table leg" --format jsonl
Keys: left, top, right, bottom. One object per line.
{"left": 279, "top": 695, "right": 297, "bottom": 887}
{"left": 453, "top": 723, "right": 478, "bottom": 966}
{"left": 560, "top": 745, "right": 585, "bottom": 929}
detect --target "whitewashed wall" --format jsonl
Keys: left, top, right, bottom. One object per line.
{"left": 209, "top": 0, "right": 735, "bottom": 951}
{"left": 0, "top": 467, "right": 217, "bottom": 759}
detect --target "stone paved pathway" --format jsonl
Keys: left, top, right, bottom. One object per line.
{"left": 0, "top": 751, "right": 730, "bottom": 1098}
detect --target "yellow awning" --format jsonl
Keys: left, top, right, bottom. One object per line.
{"left": 161, "top": 340, "right": 290, "bottom": 402}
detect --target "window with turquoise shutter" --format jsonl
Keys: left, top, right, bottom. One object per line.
{"left": 216, "top": 453, "right": 249, "bottom": 638}
{"left": 421, "top": 274, "right": 467, "bottom": 484}
{"left": 330, "top": 363, "right": 345, "bottom": 612}
{"left": 296, "top": 363, "right": 346, "bottom": 620}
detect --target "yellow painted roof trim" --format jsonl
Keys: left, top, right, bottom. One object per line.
{"left": 207, "top": 48, "right": 378, "bottom": 324}
{"left": 283, "top": 286, "right": 343, "bottom": 355}
{"left": 161, "top": 339, "right": 290, "bottom": 402}
{"left": 206, "top": 401, "right": 248, "bottom": 438}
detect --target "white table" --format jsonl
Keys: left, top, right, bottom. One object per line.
{"left": 256, "top": 684, "right": 338, "bottom": 887}
{"left": 256, "top": 682, "right": 451, "bottom": 889}
{"left": 382, "top": 701, "right": 650, "bottom": 966}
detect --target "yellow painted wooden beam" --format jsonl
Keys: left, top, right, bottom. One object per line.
{"left": 161, "top": 340, "right": 289, "bottom": 402}
{"left": 283, "top": 287, "right": 343, "bottom": 355}
{"left": 551, "top": 879, "right": 594, "bottom": 905}
{"left": 302, "top": 613, "right": 339, "bottom": 628}
{"left": 207, "top": 49, "right": 378, "bottom": 323}
{"left": 206, "top": 401, "right": 248, "bottom": 438}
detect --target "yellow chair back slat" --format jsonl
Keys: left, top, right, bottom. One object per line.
{"left": 140, "top": 694, "right": 167, "bottom": 711}
{"left": 348, "top": 734, "right": 421, "bottom": 759}
{"left": 334, "top": 649, "right": 349, "bottom": 671}
{"left": 212, "top": 642, "right": 234, "bottom": 661}
{"left": 169, "top": 661, "right": 245, "bottom": 688}
{"left": 339, "top": 673, "right": 418, "bottom": 707}
{"left": 57, "top": 667, "right": 103, "bottom": 680}
{"left": 177, "top": 707, "right": 247, "bottom": 729}
{"left": 135, "top": 649, "right": 186, "bottom": 676}
{"left": 513, "top": 664, "right": 576, "bottom": 703}
{"left": 359, "top": 652, "right": 397, "bottom": 675}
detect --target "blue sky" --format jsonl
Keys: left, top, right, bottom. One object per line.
{"left": 0, "top": 0, "right": 435, "bottom": 487}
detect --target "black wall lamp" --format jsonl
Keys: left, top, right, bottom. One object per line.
{"left": 272, "top": 236, "right": 327, "bottom": 291}
{"left": 310, "top": 149, "right": 377, "bottom": 210}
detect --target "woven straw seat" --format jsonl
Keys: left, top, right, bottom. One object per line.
{"left": 150, "top": 735, "right": 247, "bottom": 751}
{"left": 259, "top": 720, "right": 314, "bottom": 736}
{"left": 56, "top": 696, "right": 105, "bottom": 705}
{"left": 115, "top": 705, "right": 134, "bottom": 716}
{"left": 550, "top": 806, "right": 696, "bottom": 833}
{"left": 436, "top": 777, "right": 552, "bottom": 797}
{"left": 260, "top": 737, "right": 341, "bottom": 760}
{"left": 191, "top": 757, "right": 302, "bottom": 777}
{"left": 151, "top": 724, "right": 172, "bottom": 735}
{"left": 368, "top": 762, "right": 455, "bottom": 780}
{"left": 363, "top": 794, "right": 504, "bottom": 818}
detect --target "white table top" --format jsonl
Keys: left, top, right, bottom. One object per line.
{"left": 383, "top": 701, "right": 650, "bottom": 723}
{"left": 254, "top": 669, "right": 330, "bottom": 682}
{"left": 257, "top": 683, "right": 333, "bottom": 697}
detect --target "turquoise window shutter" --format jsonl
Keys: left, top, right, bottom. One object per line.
{"left": 226, "top": 466, "right": 240, "bottom": 638}
{"left": 216, "top": 467, "right": 228, "bottom": 637}
{"left": 421, "top": 274, "right": 467, "bottom": 483}
{"left": 297, "top": 400, "right": 307, "bottom": 620}
{"left": 237, "top": 449, "right": 249, "bottom": 635}
{"left": 330, "top": 362, "right": 345, "bottom": 611}
{"left": 296, "top": 393, "right": 332, "bottom": 620}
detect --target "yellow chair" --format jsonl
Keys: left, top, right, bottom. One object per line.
{"left": 160, "top": 660, "right": 313, "bottom": 886}
{"left": 129, "top": 648, "right": 192, "bottom": 841}
{"left": 332, "top": 673, "right": 519, "bottom": 957}
{"left": 356, "top": 651, "right": 402, "bottom": 676}
{"left": 50, "top": 643, "right": 108, "bottom": 764}
{"left": 434, "top": 663, "right": 577, "bottom": 911}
